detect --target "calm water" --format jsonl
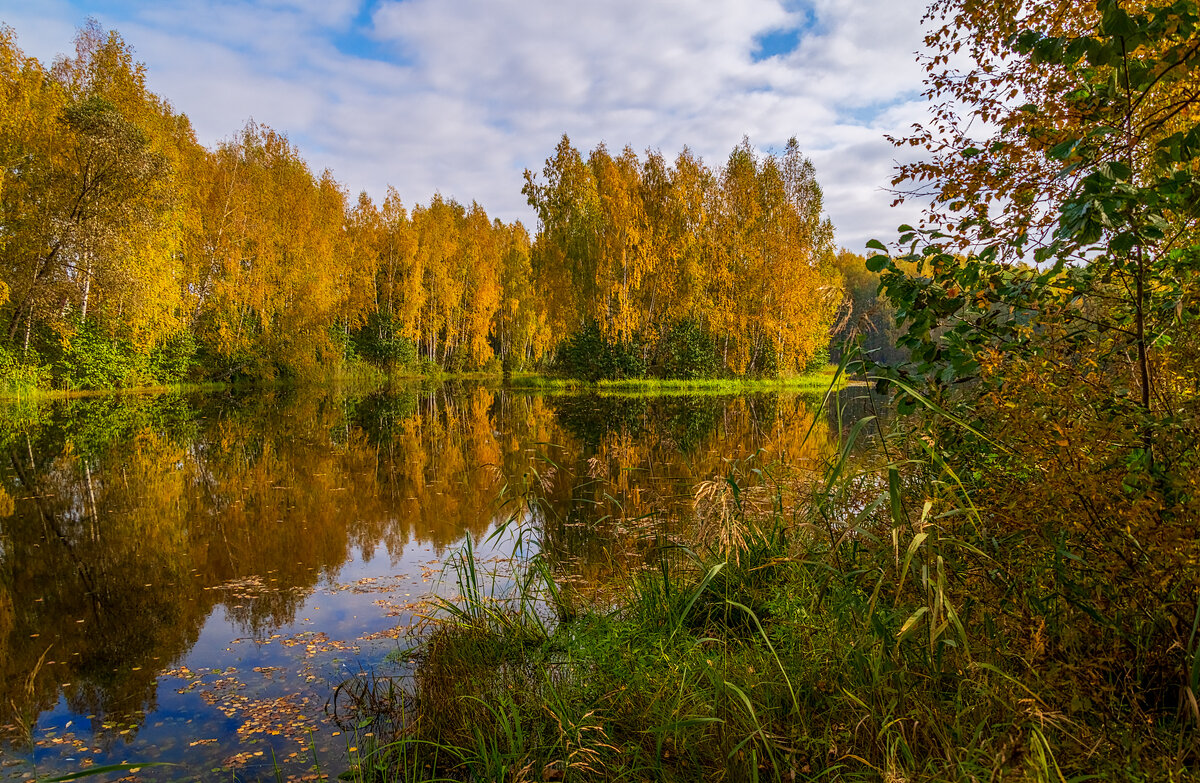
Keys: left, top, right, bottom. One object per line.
{"left": 0, "top": 383, "right": 839, "bottom": 781}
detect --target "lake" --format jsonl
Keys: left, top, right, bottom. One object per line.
{"left": 0, "top": 382, "right": 845, "bottom": 781}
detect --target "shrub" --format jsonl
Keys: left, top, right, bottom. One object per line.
{"left": 148, "top": 330, "right": 198, "bottom": 383}
{"left": 554, "top": 321, "right": 645, "bottom": 382}
{"left": 654, "top": 319, "right": 719, "bottom": 380}
{"left": 53, "top": 321, "right": 151, "bottom": 389}
{"left": 0, "top": 345, "right": 48, "bottom": 392}
{"left": 352, "top": 313, "right": 418, "bottom": 369}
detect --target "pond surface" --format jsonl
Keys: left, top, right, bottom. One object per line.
{"left": 0, "top": 383, "right": 842, "bottom": 781}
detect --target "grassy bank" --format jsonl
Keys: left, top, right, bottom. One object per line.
{"left": 0, "top": 366, "right": 842, "bottom": 401}
{"left": 330, "top": 403, "right": 1198, "bottom": 782}
{"left": 504, "top": 367, "right": 844, "bottom": 395}
{"left": 0, "top": 380, "right": 232, "bottom": 401}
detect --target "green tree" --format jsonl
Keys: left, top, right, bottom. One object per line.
{"left": 869, "top": 0, "right": 1200, "bottom": 708}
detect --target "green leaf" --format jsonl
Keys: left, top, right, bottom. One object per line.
{"left": 1086, "top": 38, "right": 1117, "bottom": 66}
{"left": 889, "top": 467, "right": 904, "bottom": 526}
{"left": 897, "top": 606, "right": 929, "bottom": 643}
{"left": 866, "top": 254, "right": 890, "bottom": 272}
{"left": 1049, "top": 138, "right": 1082, "bottom": 160}
{"left": 1109, "top": 232, "right": 1137, "bottom": 255}
{"left": 1100, "top": 4, "right": 1140, "bottom": 37}
{"left": 1097, "top": 161, "right": 1132, "bottom": 180}
{"left": 1014, "top": 30, "right": 1042, "bottom": 51}
{"left": 1064, "top": 37, "right": 1089, "bottom": 64}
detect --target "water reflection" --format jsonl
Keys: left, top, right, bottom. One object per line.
{"left": 0, "top": 384, "right": 835, "bottom": 778}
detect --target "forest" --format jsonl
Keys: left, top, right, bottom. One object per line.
{"left": 0, "top": 22, "right": 857, "bottom": 390}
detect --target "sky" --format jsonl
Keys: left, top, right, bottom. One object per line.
{"left": 0, "top": 0, "right": 933, "bottom": 252}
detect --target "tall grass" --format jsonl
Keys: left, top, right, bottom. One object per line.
{"left": 340, "top": 354, "right": 1198, "bottom": 782}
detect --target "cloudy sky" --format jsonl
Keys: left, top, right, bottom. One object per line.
{"left": 1, "top": 0, "right": 933, "bottom": 251}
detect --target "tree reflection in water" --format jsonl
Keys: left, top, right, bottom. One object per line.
{"left": 0, "top": 383, "right": 835, "bottom": 775}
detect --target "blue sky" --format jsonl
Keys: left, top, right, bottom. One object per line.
{"left": 0, "top": 0, "right": 931, "bottom": 251}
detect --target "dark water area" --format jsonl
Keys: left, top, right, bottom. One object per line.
{"left": 0, "top": 383, "right": 848, "bottom": 781}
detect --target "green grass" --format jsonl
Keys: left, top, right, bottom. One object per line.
{"left": 504, "top": 373, "right": 587, "bottom": 390}
{"left": 503, "top": 367, "right": 845, "bottom": 396}
{"left": 0, "top": 380, "right": 231, "bottom": 401}
{"left": 595, "top": 368, "right": 843, "bottom": 393}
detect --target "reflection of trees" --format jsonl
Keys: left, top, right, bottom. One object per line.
{"left": 533, "top": 393, "right": 834, "bottom": 576}
{"left": 0, "top": 395, "right": 208, "bottom": 746}
{"left": 823, "top": 383, "right": 888, "bottom": 439}
{"left": 0, "top": 385, "right": 834, "bottom": 747}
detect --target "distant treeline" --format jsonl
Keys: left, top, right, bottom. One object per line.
{"left": 0, "top": 22, "right": 887, "bottom": 390}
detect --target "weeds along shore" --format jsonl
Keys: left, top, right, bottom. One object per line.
{"left": 327, "top": 373, "right": 1200, "bottom": 783}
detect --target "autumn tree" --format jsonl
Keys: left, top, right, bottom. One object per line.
{"left": 828, "top": 249, "right": 904, "bottom": 365}
{"left": 351, "top": 188, "right": 420, "bottom": 367}
{"left": 0, "top": 21, "right": 830, "bottom": 386}
{"left": 186, "top": 123, "right": 369, "bottom": 377}
{"left": 493, "top": 223, "right": 547, "bottom": 370}
{"left": 0, "top": 27, "right": 65, "bottom": 352}
{"left": 0, "top": 22, "right": 212, "bottom": 390}
{"left": 526, "top": 135, "right": 839, "bottom": 379}
{"left": 1, "top": 26, "right": 174, "bottom": 349}
{"left": 523, "top": 136, "right": 602, "bottom": 344}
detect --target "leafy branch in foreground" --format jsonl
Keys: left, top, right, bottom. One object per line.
{"left": 867, "top": 0, "right": 1200, "bottom": 748}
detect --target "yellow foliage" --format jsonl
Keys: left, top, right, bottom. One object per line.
{"left": 525, "top": 136, "right": 841, "bottom": 375}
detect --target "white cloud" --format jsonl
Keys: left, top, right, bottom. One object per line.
{"left": 0, "top": 0, "right": 79, "bottom": 64}
{"left": 0, "top": 0, "right": 934, "bottom": 250}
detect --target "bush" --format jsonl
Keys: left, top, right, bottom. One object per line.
{"left": 554, "top": 321, "right": 645, "bottom": 382}
{"left": 802, "top": 345, "right": 830, "bottom": 373}
{"left": 351, "top": 313, "right": 418, "bottom": 369}
{"left": 0, "top": 345, "right": 48, "bottom": 392}
{"left": 654, "top": 319, "right": 718, "bottom": 380}
{"left": 53, "top": 322, "right": 152, "bottom": 389}
{"left": 148, "top": 330, "right": 198, "bottom": 383}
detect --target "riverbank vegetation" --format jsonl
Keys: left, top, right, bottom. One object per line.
{"left": 0, "top": 22, "right": 852, "bottom": 392}
{"left": 330, "top": 0, "right": 1200, "bottom": 780}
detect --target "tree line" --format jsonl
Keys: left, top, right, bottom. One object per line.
{"left": 0, "top": 21, "right": 861, "bottom": 389}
